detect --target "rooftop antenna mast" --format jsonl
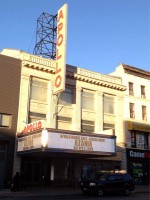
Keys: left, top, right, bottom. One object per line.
{"left": 33, "top": 12, "right": 57, "bottom": 59}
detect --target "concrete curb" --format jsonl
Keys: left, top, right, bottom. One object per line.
{"left": 0, "top": 186, "right": 149, "bottom": 199}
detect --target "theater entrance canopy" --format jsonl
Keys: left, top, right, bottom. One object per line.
{"left": 17, "top": 121, "right": 116, "bottom": 158}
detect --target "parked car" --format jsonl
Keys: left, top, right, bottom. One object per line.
{"left": 80, "top": 173, "right": 135, "bottom": 196}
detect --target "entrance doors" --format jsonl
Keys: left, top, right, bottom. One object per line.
{"left": 21, "top": 159, "right": 51, "bottom": 186}
{"left": 21, "top": 157, "right": 75, "bottom": 186}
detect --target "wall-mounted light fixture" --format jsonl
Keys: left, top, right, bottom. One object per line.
{"left": 41, "top": 129, "right": 48, "bottom": 148}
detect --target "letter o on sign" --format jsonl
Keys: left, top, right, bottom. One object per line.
{"left": 57, "top": 34, "right": 63, "bottom": 46}
{"left": 55, "top": 75, "right": 62, "bottom": 88}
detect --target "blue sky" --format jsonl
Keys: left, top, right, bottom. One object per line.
{"left": 0, "top": 0, "right": 149, "bottom": 74}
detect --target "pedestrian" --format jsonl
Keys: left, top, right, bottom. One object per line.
{"left": 11, "top": 172, "right": 20, "bottom": 191}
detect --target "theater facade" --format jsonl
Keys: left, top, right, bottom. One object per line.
{"left": 0, "top": 49, "right": 126, "bottom": 188}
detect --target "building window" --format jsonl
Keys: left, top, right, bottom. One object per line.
{"left": 131, "top": 131, "right": 136, "bottom": 147}
{"left": 57, "top": 116, "right": 72, "bottom": 130}
{"left": 30, "top": 77, "right": 48, "bottom": 102}
{"left": 129, "top": 82, "right": 134, "bottom": 96}
{"left": 103, "top": 95, "right": 115, "bottom": 114}
{"left": 81, "top": 120, "right": 95, "bottom": 133}
{"left": 142, "top": 106, "right": 147, "bottom": 121}
{"left": 141, "top": 85, "right": 146, "bottom": 98}
{"left": 136, "top": 132, "right": 149, "bottom": 149}
{"left": 103, "top": 123, "right": 115, "bottom": 131}
{"left": 28, "top": 112, "right": 46, "bottom": 123}
{"left": 144, "top": 134, "right": 149, "bottom": 149}
{"left": 0, "top": 113, "right": 11, "bottom": 128}
{"left": 58, "top": 87, "right": 73, "bottom": 106}
{"left": 131, "top": 131, "right": 149, "bottom": 149}
{"left": 129, "top": 103, "right": 135, "bottom": 119}
{"left": 81, "top": 90, "right": 95, "bottom": 111}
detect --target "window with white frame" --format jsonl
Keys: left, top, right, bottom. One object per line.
{"left": 28, "top": 112, "right": 46, "bottom": 123}
{"left": 0, "top": 113, "right": 11, "bottom": 128}
{"left": 81, "top": 120, "right": 95, "bottom": 133}
{"left": 103, "top": 95, "right": 115, "bottom": 114}
{"left": 103, "top": 123, "right": 115, "bottom": 131}
{"left": 30, "top": 77, "right": 48, "bottom": 102}
{"left": 81, "top": 89, "right": 95, "bottom": 111}
{"left": 57, "top": 116, "right": 72, "bottom": 130}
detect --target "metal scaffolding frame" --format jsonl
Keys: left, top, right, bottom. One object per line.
{"left": 33, "top": 12, "right": 57, "bottom": 59}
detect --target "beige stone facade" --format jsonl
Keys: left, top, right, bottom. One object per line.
{"left": 0, "top": 49, "right": 127, "bottom": 188}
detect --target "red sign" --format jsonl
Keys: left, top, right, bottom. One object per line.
{"left": 23, "top": 120, "right": 44, "bottom": 134}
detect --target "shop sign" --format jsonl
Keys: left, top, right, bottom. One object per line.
{"left": 53, "top": 4, "right": 68, "bottom": 94}
{"left": 23, "top": 120, "right": 44, "bottom": 134}
{"left": 127, "top": 149, "right": 150, "bottom": 159}
{"left": 127, "top": 121, "right": 150, "bottom": 132}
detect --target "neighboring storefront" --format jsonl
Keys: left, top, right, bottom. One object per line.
{"left": 126, "top": 121, "right": 150, "bottom": 185}
{"left": 126, "top": 148, "right": 150, "bottom": 185}
{"left": 17, "top": 120, "right": 116, "bottom": 186}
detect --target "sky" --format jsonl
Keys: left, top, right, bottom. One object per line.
{"left": 0, "top": 0, "right": 149, "bottom": 74}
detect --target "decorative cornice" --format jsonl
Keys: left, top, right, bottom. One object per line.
{"left": 22, "top": 56, "right": 126, "bottom": 91}
{"left": 123, "top": 64, "right": 150, "bottom": 80}
{"left": 66, "top": 67, "right": 126, "bottom": 91}
{"left": 23, "top": 61, "right": 55, "bottom": 74}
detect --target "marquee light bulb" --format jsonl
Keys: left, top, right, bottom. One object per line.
{"left": 41, "top": 129, "right": 48, "bottom": 148}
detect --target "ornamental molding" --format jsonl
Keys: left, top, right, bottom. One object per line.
{"left": 66, "top": 67, "right": 126, "bottom": 91}
{"left": 22, "top": 57, "right": 126, "bottom": 91}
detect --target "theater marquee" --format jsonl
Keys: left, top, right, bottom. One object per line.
{"left": 17, "top": 130, "right": 116, "bottom": 156}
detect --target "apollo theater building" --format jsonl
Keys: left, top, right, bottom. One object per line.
{"left": 0, "top": 4, "right": 127, "bottom": 188}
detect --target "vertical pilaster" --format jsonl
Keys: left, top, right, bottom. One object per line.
{"left": 17, "top": 75, "right": 30, "bottom": 132}
{"left": 46, "top": 81, "right": 53, "bottom": 128}
{"left": 14, "top": 75, "right": 30, "bottom": 175}
{"left": 95, "top": 91, "right": 103, "bottom": 133}
{"left": 51, "top": 81, "right": 58, "bottom": 129}
{"left": 72, "top": 87, "right": 82, "bottom": 131}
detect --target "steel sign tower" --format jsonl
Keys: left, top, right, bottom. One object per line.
{"left": 33, "top": 12, "right": 57, "bottom": 59}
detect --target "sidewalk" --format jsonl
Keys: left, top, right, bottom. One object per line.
{"left": 0, "top": 185, "right": 149, "bottom": 198}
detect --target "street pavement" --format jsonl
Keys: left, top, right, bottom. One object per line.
{"left": 0, "top": 184, "right": 149, "bottom": 199}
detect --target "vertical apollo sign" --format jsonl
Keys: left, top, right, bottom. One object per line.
{"left": 54, "top": 4, "right": 68, "bottom": 94}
